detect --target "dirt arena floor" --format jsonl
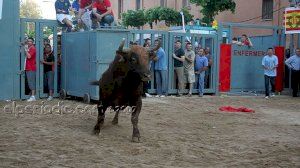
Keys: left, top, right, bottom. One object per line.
{"left": 0, "top": 95, "right": 299, "bottom": 168}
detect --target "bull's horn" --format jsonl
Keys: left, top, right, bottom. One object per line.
{"left": 118, "top": 38, "right": 126, "bottom": 51}
{"left": 118, "top": 38, "right": 130, "bottom": 53}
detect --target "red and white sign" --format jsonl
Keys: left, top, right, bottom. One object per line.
{"left": 285, "top": 7, "right": 300, "bottom": 34}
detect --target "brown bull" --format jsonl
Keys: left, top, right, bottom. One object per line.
{"left": 91, "top": 39, "right": 159, "bottom": 142}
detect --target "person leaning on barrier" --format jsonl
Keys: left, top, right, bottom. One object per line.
{"left": 183, "top": 42, "right": 196, "bottom": 97}
{"left": 153, "top": 40, "right": 168, "bottom": 98}
{"left": 24, "top": 38, "right": 37, "bottom": 102}
{"left": 262, "top": 48, "right": 278, "bottom": 99}
{"left": 241, "top": 34, "right": 253, "bottom": 47}
{"left": 172, "top": 40, "right": 185, "bottom": 96}
{"left": 142, "top": 41, "right": 153, "bottom": 98}
{"left": 285, "top": 48, "right": 300, "bottom": 97}
{"left": 92, "top": 0, "right": 114, "bottom": 28}
{"left": 55, "top": 0, "right": 75, "bottom": 32}
{"left": 231, "top": 37, "right": 243, "bottom": 45}
{"left": 41, "top": 44, "right": 55, "bottom": 101}
{"left": 204, "top": 47, "right": 213, "bottom": 88}
{"left": 194, "top": 48, "right": 208, "bottom": 97}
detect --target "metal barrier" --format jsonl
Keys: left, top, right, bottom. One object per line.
{"left": 61, "top": 29, "right": 130, "bottom": 102}
{"left": 20, "top": 19, "right": 59, "bottom": 99}
{"left": 0, "top": 0, "right": 20, "bottom": 100}
{"left": 127, "top": 29, "right": 220, "bottom": 95}
{"left": 60, "top": 29, "right": 220, "bottom": 102}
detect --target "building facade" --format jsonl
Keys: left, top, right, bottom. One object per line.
{"left": 110, "top": 0, "right": 202, "bottom": 24}
{"left": 215, "top": 0, "right": 289, "bottom": 37}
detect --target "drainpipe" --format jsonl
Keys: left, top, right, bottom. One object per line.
{"left": 180, "top": 11, "right": 186, "bottom": 33}
{"left": 278, "top": 0, "right": 281, "bottom": 46}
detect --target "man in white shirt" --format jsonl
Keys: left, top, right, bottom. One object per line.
{"left": 262, "top": 48, "right": 278, "bottom": 99}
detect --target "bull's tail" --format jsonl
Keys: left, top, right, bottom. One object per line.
{"left": 90, "top": 80, "right": 99, "bottom": 85}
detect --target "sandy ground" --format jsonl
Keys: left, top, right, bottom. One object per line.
{"left": 0, "top": 95, "right": 299, "bottom": 168}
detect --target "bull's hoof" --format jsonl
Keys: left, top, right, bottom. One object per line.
{"left": 93, "top": 129, "right": 100, "bottom": 135}
{"left": 112, "top": 119, "right": 118, "bottom": 125}
{"left": 94, "top": 125, "right": 100, "bottom": 135}
{"left": 132, "top": 136, "right": 141, "bottom": 143}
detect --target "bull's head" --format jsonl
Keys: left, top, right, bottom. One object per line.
{"left": 116, "top": 39, "right": 160, "bottom": 81}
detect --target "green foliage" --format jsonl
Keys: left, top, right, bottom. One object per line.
{"left": 20, "top": 0, "right": 42, "bottom": 19}
{"left": 190, "top": 0, "right": 236, "bottom": 25}
{"left": 144, "top": 7, "right": 162, "bottom": 28}
{"left": 158, "top": 7, "right": 179, "bottom": 26}
{"left": 121, "top": 7, "right": 194, "bottom": 29}
{"left": 121, "top": 9, "right": 147, "bottom": 28}
{"left": 43, "top": 27, "right": 54, "bottom": 39}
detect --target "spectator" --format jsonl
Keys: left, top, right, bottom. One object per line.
{"left": 55, "top": 0, "right": 75, "bottom": 31}
{"left": 204, "top": 47, "right": 213, "bottom": 88}
{"left": 77, "top": 0, "right": 93, "bottom": 31}
{"left": 153, "top": 40, "right": 168, "bottom": 97}
{"left": 262, "top": 48, "right": 278, "bottom": 99}
{"left": 142, "top": 41, "right": 152, "bottom": 98}
{"left": 241, "top": 34, "right": 253, "bottom": 47}
{"left": 285, "top": 48, "right": 300, "bottom": 97}
{"left": 183, "top": 42, "right": 196, "bottom": 97}
{"left": 194, "top": 48, "right": 208, "bottom": 97}
{"left": 72, "top": 0, "right": 80, "bottom": 13}
{"left": 43, "top": 38, "right": 50, "bottom": 48}
{"left": 24, "top": 37, "right": 37, "bottom": 102}
{"left": 231, "top": 37, "right": 242, "bottom": 45}
{"left": 92, "top": 0, "right": 114, "bottom": 28}
{"left": 144, "top": 38, "right": 151, "bottom": 47}
{"left": 41, "top": 44, "right": 55, "bottom": 101}
{"left": 172, "top": 40, "right": 185, "bottom": 96}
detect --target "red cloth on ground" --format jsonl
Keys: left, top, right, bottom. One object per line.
{"left": 219, "top": 106, "right": 255, "bottom": 113}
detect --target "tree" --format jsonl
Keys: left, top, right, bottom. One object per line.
{"left": 122, "top": 7, "right": 194, "bottom": 29}
{"left": 190, "top": 0, "right": 236, "bottom": 25}
{"left": 145, "top": 7, "right": 162, "bottom": 29}
{"left": 20, "top": 0, "right": 42, "bottom": 19}
{"left": 121, "top": 9, "right": 147, "bottom": 28}
{"left": 158, "top": 7, "right": 179, "bottom": 26}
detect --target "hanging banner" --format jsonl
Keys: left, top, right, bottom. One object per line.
{"left": 285, "top": 7, "right": 300, "bottom": 34}
{"left": 0, "top": 0, "right": 3, "bottom": 20}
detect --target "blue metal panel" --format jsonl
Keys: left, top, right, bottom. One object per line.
{"left": 62, "top": 30, "right": 130, "bottom": 100}
{"left": 63, "top": 32, "right": 90, "bottom": 97}
{"left": 93, "top": 30, "right": 130, "bottom": 99}
{"left": 0, "top": 0, "right": 20, "bottom": 100}
{"left": 230, "top": 45, "right": 267, "bottom": 91}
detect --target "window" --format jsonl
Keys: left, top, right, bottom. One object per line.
{"left": 160, "top": 0, "right": 165, "bottom": 7}
{"left": 182, "top": 0, "right": 189, "bottom": 7}
{"left": 118, "top": 0, "right": 123, "bottom": 19}
{"left": 136, "top": 0, "right": 141, "bottom": 10}
{"left": 262, "top": 0, "right": 273, "bottom": 20}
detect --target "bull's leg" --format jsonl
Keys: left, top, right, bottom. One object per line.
{"left": 131, "top": 98, "right": 142, "bottom": 142}
{"left": 112, "top": 110, "right": 120, "bottom": 125}
{"left": 94, "top": 104, "right": 107, "bottom": 135}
